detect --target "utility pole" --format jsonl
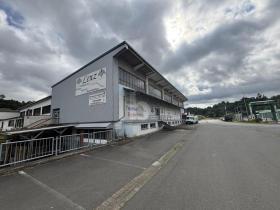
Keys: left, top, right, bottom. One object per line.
{"left": 225, "top": 104, "right": 227, "bottom": 115}
{"left": 243, "top": 97, "right": 249, "bottom": 120}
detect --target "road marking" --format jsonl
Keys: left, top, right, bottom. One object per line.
{"left": 152, "top": 161, "right": 160, "bottom": 167}
{"left": 80, "top": 154, "right": 146, "bottom": 170}
{"left": 94, "top": 141, "right": 184, "bottom": 210}
{"left": 18, "top": 170, "right": 85, "bottom": 210}
{"left": 80, "top": 153, "right": 91, "bottom": 157}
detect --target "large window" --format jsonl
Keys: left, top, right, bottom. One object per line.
{"left": 173, "top": 97, "right": 179, "bottom": 106}
{"left": 42, "top": 105, "right": 51, "bottom": 114}
{"left": 8, "top": 120, "right": 14, "bottom": 127}
{"left": 148, "top": 85, "right": 162, "bottom": 99}
{"left": 150, "top": 123, "right": 156, "bottom": 128}
{"left": 179, "top": 101, "right": 183, "bottom": 107}
{"left": 26, "top": 109, "right": 32, "bottom": 116}
{"left": 20, "top": 111, "right": 25, "bottom": 117}
{"left": 141, "top": 124, "right": 148, "bottom": 130}
{"left": 33, "top": 107, "right": 41, "bottom": 116}
{"left": 119, "top": 68, "right": 145, "bottom": 92}
{"left": 164, "top": 93, "right": 172, "bottom": 103}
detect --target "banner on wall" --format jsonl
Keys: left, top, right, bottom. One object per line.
{"left": 89, "top": 90, "right": 106, "bottom": 106}
{"left": 76, "top": 68, "right": 106, "bottom": 96}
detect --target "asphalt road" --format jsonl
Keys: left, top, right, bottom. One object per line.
{"left": 0, "top": 121, "right": 279, "bottom": 210}
{"left": 124, "top": 120, "right": 280, "bottom": 210}
{"left": 0, "top": 128, "right": 193, "bottom": 210}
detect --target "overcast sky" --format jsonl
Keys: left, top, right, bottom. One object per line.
{"left": 0, "top": 0, "right": 279, "bottom": 107}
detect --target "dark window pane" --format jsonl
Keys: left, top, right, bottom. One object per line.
{"left": 42, "top": 105, "right": 51, "bottom": 114}
{"left": 33, "top": 107, "right": 41, "bottom": 116}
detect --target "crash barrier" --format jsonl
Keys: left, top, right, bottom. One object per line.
{"left": 0, "top": 130, "right": 113, "bottom": 167}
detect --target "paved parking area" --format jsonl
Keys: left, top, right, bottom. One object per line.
{"left": 0, "top": 128, "right": 194, "bottom": 210}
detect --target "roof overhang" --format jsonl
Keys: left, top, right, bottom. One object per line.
{"left": 75, "top": 123, "right": 112, "bottom": 129}
{"left": 114, "top": 44, "right": 187, "bottom": 102}
{"left": 6, "top": 125, "right": 75, "bottom": 135}
{"left": 249, "top": 100, "right": 276, "bottom": 106}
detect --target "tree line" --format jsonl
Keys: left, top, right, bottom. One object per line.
{"left": 0, "top": 95, "right": 33, "bottom": 110}
{"left": 186, "top": 93, "right": 280, "bottom": 118}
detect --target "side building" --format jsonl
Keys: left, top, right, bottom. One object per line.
{"left": 52, "top": 41, "right": 187, "bottom": 138}
{"left": 0, "top": 96, "right": 52, "bottom": 131}
{"left": 0, "top": 108, "right": 20, "bottom": 131}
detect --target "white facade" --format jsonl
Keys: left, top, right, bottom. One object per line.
{"left": 0, "top": 110, "right": 19, "bottom": 120}
{"left": 116, "top": 85, "right": 183, "bottom": 137}
{"left": 20, "top": 97, "right": 51, "bottom": 117}
{"left": 0, "top": 118, "right": 18, "bottom": 131}
{"left": 0, "top": 109, "right": 20, "bottom": 131}
{"left": 0, "top": 97, "right": 52, "bottom": 132}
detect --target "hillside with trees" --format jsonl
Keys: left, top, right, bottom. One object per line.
{"left": 186, "top": 93, "right": 280, "bottom": 118}
{"left": 0, "top": 95, "right": 33, "bottom": 110}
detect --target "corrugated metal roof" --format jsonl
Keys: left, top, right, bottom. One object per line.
{"left": 75, "top": 123, "right": 112, "bottom": 129}
{"left": 0, "top": 108, "right": 18, "bottom": 113}
{"left": 6, "top": 124, "right": 75, "bottom": 135}
{"left": 18, "top": 96, "right": 51, "bottom": 111}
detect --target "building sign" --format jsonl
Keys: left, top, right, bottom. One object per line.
{"left": 76, "top": 68, "right": 106, "bottom": 96}
{"left": 89, "top": 91, "right": 106, "bottom": 106}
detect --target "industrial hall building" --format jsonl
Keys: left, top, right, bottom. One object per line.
{"left": 2, "top": 42, "right": 187, "bottom": 138}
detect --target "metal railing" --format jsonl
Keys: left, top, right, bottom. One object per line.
{"left": 124, "top": 115, "right": 181, "bottom": 122}
{"left": 0, "top": 137, "right": 55, "bottom": 167}
{"left": 58, "top": 130, "right": 113, "bottom": 153}
{"left": 0, "top": 130, "right": 114, "bottom": 167}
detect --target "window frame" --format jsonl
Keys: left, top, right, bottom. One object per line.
{"left": 150, "top": 123, "right": 156, "bottom": 128}
{"left": 8, "top": 120, "right": 14, "bottom": 127}
{"left": 141, "top": 123, "right": 148, "bottom": 130}
{"left": 119, "top": 68, "right": 145, "bottom": 93}
{"left": 33, "top": 107, "right": 41, "bottom": 116}
{"left": 42, "top": 105, "right": 51, "bottom": 115}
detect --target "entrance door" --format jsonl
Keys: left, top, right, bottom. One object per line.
{"left": 155, "top": 107, "right": 160, "bottom": 120}
{"left": 52, "top": 108, "right": 60, "bottom": 124}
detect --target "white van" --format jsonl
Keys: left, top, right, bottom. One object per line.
{"left": 185, "top": 115, "right": 199, "bottom": 124}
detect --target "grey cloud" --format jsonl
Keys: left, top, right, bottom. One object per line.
{"left": 9, "top": 0, "right": 171, "bottom": 64}
{"left": 86, "top": 0, "right": 172, "bottom": 64}
{"left": 162, "top": 0, "right": 280, "bottom": 105}
{"left": 189, "top": 76, "right": 280, "bottom": 102}
{"left": 162, "top": 19, "right": 264, "bottom": 73}
{"left": 0, "top": 0, "right": 173, "bottom": 100}
{"left": 0, "top": 0, "right": 279, "bottom": 106}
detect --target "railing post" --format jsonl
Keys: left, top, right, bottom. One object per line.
{"left": 55, "top": 136, "right": 59, "bottom": 156}
{"left": 0, "top": 144, "right": 2, "bottom": 162}
{"left": 51, "top": 137, "right": 55, "bottom": 156}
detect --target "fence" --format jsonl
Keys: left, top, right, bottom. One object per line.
{"left": 0, "top": 137, "right": 55, "bottom": 167}
{"left": 58, "top": 130, "right": 113, "bottom": 153}
{"left": 0, "top": 130, "right": 113, "bottom": 167}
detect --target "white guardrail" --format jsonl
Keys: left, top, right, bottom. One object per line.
{"left": 0, "top": 130, "right": 113, "bottom": 167}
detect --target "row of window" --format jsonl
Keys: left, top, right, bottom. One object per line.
{"left": 148, "top": 85, "right": 162, "bottom": 99}
{"left": 167, "top": 121, "right": 182, "bottom": 125}
{"left": 119, "top": 68, "right": 145, "bottom": 92}
{"left": 164, "top": 93, "right": 172, "bottom": 103}
{"left": 141, "top": 123, "right": 157, "bottom": 130}
{"left": 5, "top": 118, "right": 24, "bottom": 128}
{"left": 172, "top": 98, "right": 179, "bottom": 106}
{"left": 20, "top": 105, "right": 51, "bottom": 117}
{"left": 119, "top": 68, "right": 183, "bottom": 107}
